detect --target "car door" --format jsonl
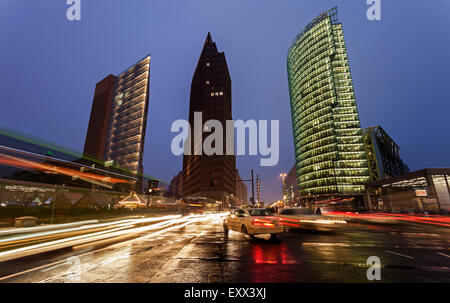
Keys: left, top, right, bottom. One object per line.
{"left": 227, "top": 210, "right": 239, "bottom": 231}
{"left": 234, "top": 209, "right": 246, "bottom": 231}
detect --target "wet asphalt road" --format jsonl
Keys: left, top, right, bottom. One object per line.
{"left": 0, "top": 214, "right": 449, "bottom": 283}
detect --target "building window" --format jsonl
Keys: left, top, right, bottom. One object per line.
{"left": 206, "top": 80, "right": 210, "bottom": 85}
{"left": 219, "top": 92, "right": 223, "bottom": 96}
{"left": 210, "top": 92, "right": 214, "bottom": 97}
{"left": 206, "top": 62, "right": 211, "bottom": 67}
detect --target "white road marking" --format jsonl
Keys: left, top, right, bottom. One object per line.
{"left": 437, "top": 252, "right": 450, "bottom": 258}
{"left": 302, "top": 242, "right": 351, "bottom": 247}
{"left": 385, "top": 250, "right": 415, "bottom": 259}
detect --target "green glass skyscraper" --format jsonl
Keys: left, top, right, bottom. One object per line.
{"left": 287, "top": 7, "right": 370, "bottom": 205}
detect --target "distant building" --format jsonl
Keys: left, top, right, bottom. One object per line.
{"left": 182, "top": 33, "right": 236, "bottom": 204}
{"left": 362, "top": 126, "right": 409, "bottom": 182}
{"left": 166, "top": 172, "right": 183, "bottom": 199}
{"left": 287, "top": 8, "right": 370, "bottom": 206}
{"left": 84, "top": 56, "right": 151, "bottom": 175}
{"left": 236, "top": 170, "right": 248, "bottom": 206}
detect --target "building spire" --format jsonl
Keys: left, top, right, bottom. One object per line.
{"left": 205, "top": 32, "right": 213, "bottom": 44}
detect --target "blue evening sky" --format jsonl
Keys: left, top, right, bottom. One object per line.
{"left": 0, "top": 1, "right": 449, "bottom": 202}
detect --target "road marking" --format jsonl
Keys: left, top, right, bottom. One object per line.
{"left": 302, "top": 242, "right": 351, "bottom": 247}
{"left": 385, "top": 250, "right": 415, "bottom": 259}
{"left": 438, "top": 252, "right": 450, "bottom": 258}
{"left": 148, "top": 230, "right": 207, "bottom": 282}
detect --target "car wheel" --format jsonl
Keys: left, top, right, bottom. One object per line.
{"left": 223, "top": 223, "right": 229, "bottom": 233}
{"left": 241, "top": 225, "right": 248, "bottom": 235}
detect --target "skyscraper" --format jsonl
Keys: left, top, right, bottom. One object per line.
{"left": 182, "top": 33, "right": 236, "bottom": 204}
{"left": 84, "top": 55, "right": 151, "bottom": 175}
{"left": 287, "top": 8, "right": 370, "bottom": 205}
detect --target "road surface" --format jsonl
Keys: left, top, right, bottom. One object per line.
{"left": 0, "top": 213, "right": 449, "bottom": 283}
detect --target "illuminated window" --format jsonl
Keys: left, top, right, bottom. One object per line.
{"left": 210, "top": 92, "right": 214, "bottom": 97}
{"left": 219, "top": 92, "right": 223, "bottom": 96}
{"left": 206, "top": 80, "right": 210, "bottom": 85}
{"left": 206, "top": 62, "right": 211, "bottom": 67}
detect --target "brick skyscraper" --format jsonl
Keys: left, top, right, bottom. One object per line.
{"left": 182, "top": 33, "right": 236, "bottom": 204}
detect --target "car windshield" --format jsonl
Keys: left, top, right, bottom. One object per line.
{"left": 248, "top": 209, "right": 271, "bottom": 216}
{"left": 280, "top": 208, "right": 315, "bottom": 215}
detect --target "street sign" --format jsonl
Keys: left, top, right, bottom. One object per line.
{"left": 415, "top": 189, "right": 428, "bottom": 197}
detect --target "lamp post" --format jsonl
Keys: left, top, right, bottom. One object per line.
{"left": 280, "top": 173, "right": 287, "bottom": 202}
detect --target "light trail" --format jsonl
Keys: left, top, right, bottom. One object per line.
{"left": 0, "top": 215, "right": 182, "bottom": 248}
{"left": 326, "top": 212, "right": 450, "bottom": 227}
{"left": 0, "top": 220, "right": 99, "bottom": 236}
{"left": 0, "top": 214, "right": 224, "bottom": 263}
{"left": 0, "top": 152, "right": 130, "bottom": 187}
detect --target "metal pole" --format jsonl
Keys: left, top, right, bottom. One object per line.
{"left": 425, "top": 172, "right": 442, "bottom": 215}
{"left": 256, "top": 174, "right": 261, "bottom": 206}
{"left": 365, "top": 187, "right": 373, "bottom": 212}
{"left": 50, "top": 184, "right": 56, "bottom": 224}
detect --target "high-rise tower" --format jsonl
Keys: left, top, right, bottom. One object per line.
{"left": 84, "top": 55, "right": 151, "bottom": 175}
{"left": 287, "top": 8, "right": 370, "bottom": 204}
{"left": 182, "top": 33, "right": 236, "bottom": 204}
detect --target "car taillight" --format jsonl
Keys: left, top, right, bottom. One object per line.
{"left": 252, "top": 217, "right": 275, "bottom": 227}
{"left": 278, "top": 217, "right": 300, "bottom": 227}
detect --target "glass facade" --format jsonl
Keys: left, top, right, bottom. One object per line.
{"left": 105, "top": 56, "right": 151, "bottom": 174}
{"left": 287, "top": 8, "right": 370, "bottom": 198}
{"left": 433, "top": 175, "right": 450, "bottom": 211}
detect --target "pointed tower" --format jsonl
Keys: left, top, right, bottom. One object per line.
{"left": 182, "top": 33, "right": 236, "bottom": 205}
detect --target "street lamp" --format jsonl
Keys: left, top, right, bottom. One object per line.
{"left": 280, "top": 173, "right": 287, "bottom": 202}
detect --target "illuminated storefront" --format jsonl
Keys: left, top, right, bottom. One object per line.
{"left": 365, "top": 168, "right": 450, "bottom": 214}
